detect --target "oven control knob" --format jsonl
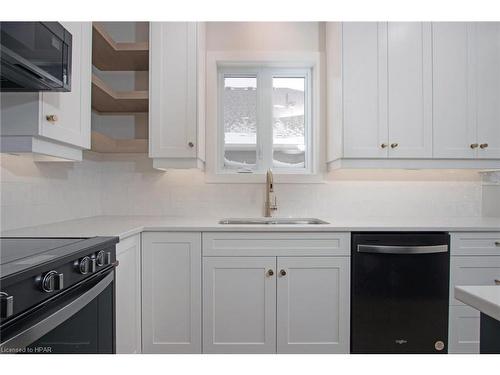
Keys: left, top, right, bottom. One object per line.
{"left": 40, "top": 271, "right": 64, "bottom": 293}
{"left": 96, "top": 251, "right": 106, "bottom": 267}
{"left": 77, "top": 256, "right": 91, "bottom": 274}
{"left": 0, "top": 292, "right": 14, "bottom": 319}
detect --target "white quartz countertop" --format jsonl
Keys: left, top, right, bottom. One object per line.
{"left": 1, "top": 215, "right": 499, "bottom": 240}
{"left": 455, "top": 285, "right": 500, "bottom": 321}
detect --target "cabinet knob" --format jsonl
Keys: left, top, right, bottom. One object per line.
{"left": 267, "top": 269, "right": 274, "bottom": 277}
{"left": 480, "top": 143, "right": 489, "bottom": 149}
{"left": 280, "top": 269, "right": 287, "bottom": 277}
{"left": 495, "top": 279, "right": 500, "bottom": 285}
{"left": 188, "top": 142, "right": 194, "bottom": 148}
{"left": 495, "top": 241, "right": 500, "bottom": 247}
{"left": 45, "top": 114, "right": 58, "bottom": 123}
{"left": 390, "top": 143, "right": 399, "bottom": 149}
{"left": 470, "top": 143, "right": 479, "bottom": 149}
{"left": 380, "top": 143, "right": 388, "bottom": 149}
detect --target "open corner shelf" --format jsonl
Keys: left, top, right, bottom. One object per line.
{"left": 91, "top": 74, "right": 148, "bottom": 113}
{"left": 91, "top": 131, "right": 148, "bottom": 154}
{"left": 92, "top": 23, "right": 149, "bottom": 71}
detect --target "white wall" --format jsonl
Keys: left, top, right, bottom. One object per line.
{"left": 206, "top": 22, "right": 324, "bottom": 52}
{"left": 482, "top": 171, "right": 500, "bottom": 217}
{"left": 0, "top": 155, "right": 102, "bottom": 231}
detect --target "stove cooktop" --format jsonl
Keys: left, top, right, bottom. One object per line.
{"left": 0, "top": 237, "right": 119, "bottom": 280}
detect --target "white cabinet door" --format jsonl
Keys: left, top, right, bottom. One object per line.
{"left": 448, "top": 305, "right": 480, "bottom": 354}
{"left": 40, "top": 22, "right": 91, "bottom": 149}
{"left": 149, "top": 22, "right": 198, "bottom": 160}
{"left": 387, "top": 22, "right": 433, "bottom": 158}
{"left": 276, "top": 257, "right": 350, "bottom": 353}
{"left": 342, "top": 22, "right": 388, "bottom": 158}
{"left": 142, "top": 232, "right": 201, "bottom": 353}
{"left": 116, "top": 235, "right": 142, "bottom": 354}
{"left": 432, "top": 22, "right": 476, "bottom": 159}
{"left": 203, "top": 257, "right": 277, "bottom": 353}
{"left": 450, "top": 256, "right": 500, "bottom": 306}
{"left": 474, "top": 22, "right": 500, "bottom": 159}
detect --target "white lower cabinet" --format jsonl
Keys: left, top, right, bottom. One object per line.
{"left": 448, "top": 232, "right": 500, "bottom": 354}
{"left": 115, "top": 234, "right": 142, "bottom": 354}
{"left": 277, "top": 257, "right": 350, "bottom": 353}
{"left": 203, "top": 257, "right": 277, "bottom": 353}
{"left": 142, "top": 232, "right": 202, "bottom": 353}
{"left": 448, "top": 305, "right": 480, "bottom": 354}
{"left": 202, "top": 254, "right": 350, "bottom": 354}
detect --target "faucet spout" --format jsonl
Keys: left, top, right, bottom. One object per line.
{"left": 264, "top": 169, "right": 278, "bottom": 217}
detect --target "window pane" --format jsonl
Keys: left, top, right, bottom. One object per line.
{"left": 272, "top": 77, "right": 306, "bottom": 169}
{"left": 223, "top": 76, "right": 257, "bottom": 171}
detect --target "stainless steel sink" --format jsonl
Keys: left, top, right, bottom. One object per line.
{"left": 218, "top": 218, "right": 329, "bottom": 225}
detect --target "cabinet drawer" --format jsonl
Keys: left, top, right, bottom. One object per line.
{"left": 450, "top": 256, "right": 500, "bottom": 305}
{"left": 451, "top": 232, "right": 500, "bottom": 256}
{"left": 202, "top": 232, "right": 350, "bottom": 257}
{"left": 448, "top": 305, "right": 480, "bottom": 354}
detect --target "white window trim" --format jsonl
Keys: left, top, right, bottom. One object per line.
{"left": 205, "top": 51, "right": 324, "bottom": 184}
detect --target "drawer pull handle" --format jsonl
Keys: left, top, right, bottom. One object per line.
{"left": 495, "top": 279, "right": 500, "bottom": 285}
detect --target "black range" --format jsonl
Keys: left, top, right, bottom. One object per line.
{"left": 0, "top": 236, "right": 119, "bottom": 354}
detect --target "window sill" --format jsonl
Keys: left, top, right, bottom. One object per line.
{"left": 205, "top": 172, "right": 325, "bottom": 184}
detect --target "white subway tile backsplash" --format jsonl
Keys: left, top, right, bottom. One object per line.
{"left": 0, "top": 153, "right": 490, "bottom": 232}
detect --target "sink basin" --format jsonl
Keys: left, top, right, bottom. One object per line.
{"left": 218, "top": 218, "right": 329, "bottom": 225}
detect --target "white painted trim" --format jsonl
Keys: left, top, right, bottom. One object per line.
{"left": 328, "top": 158, "right": 500, "bottom": 170}
{"left": 1, "top": 136, "right": 83, "bottom": 161}
{"left": 205, "top": 51, "right": 322, "bottom": 183}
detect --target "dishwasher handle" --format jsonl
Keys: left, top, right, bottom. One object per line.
{"left": 357, "top": 244, "right": 448, "bottom": 254}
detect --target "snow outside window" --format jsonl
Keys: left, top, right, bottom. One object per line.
{"left": 218, "top": 67, "right": 312, "bottom": 174}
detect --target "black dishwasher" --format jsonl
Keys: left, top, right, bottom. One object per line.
{"left": 351, "top": 232, "right": 450, "bottom": 354}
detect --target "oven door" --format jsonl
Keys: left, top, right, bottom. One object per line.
{"left": 0, "top": 269, "right": 114, "bottom": 354}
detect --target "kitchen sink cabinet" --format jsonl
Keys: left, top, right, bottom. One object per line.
{"left": 202, "top": 257, "right": 277, "bottom": 354}
{"left": 141, "top": 232, "right": 202, "bottom": 353}
{"left": 115, "top": 234, "right": 142, "bottom": 354}
{"left": 201, "top": 232, "right": 350, "bottom": 354}
{"left": 276, "top": 257, "right": 350, "bottom": 353}
{"left": 202, "top": 255, "right": 350, "bottom": 354}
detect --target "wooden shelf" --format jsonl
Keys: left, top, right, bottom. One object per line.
{"left": 92, "top": 74, "right": 148, "bottom": 113}
{"left": 91, "top": 131, "right": 148, "bottom": 153}
{"left": 92, "top": 23, "right": 149, "bottom": 71}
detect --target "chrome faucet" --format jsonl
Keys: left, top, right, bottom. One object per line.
{"left": 264, "top": 169, "right": 278, "bottom": 217}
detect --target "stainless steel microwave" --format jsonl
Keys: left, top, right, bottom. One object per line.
{"left": 0, "top": 22, "right": 72, "bottom": 92}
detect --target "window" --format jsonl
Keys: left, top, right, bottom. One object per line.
{"left": 218, "top": 67, "right": 312, "bottom": 174}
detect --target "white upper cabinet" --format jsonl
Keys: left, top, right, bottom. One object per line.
{"left": 340, "top": 22, "right": 432, "bottom": 160}
{"left": 432, "top": 22, "right": 475, "bottom": 159}
{"left": 474, "top": 22, "right": 500, "bottom": 159}
{"left": 327, "top": 21, "right": 500, "bottom": 169}
{"left": 0, "top": 22, "right": 91, "bottom": 161}
{"left": 149, "top": 22, "right": 205, "bottom": 170}
{"left": 387, "top": 22, "right": 433, "bottom": 158}
{"left": 342, "top": 22, "right": 388, "bottom": 158}
{"left": 40, "top": 22, "right": 91, "bottom": 149}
